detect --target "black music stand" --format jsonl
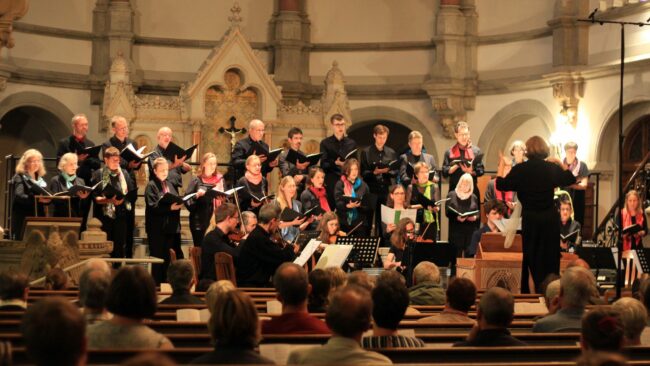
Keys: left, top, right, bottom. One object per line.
{"left": 336, "top": 236, "right": 381, "bottom": 269}
{"left": 576, "top": 246, "right": 617, "bottom": 270}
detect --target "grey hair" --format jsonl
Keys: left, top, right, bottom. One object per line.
{"left": 413, "top": 261, "right": 440, "bottom": 285}
{"left": 79, "top": 268, "right": 111, "bottom": 310}
{"left": 58, "top": 152, "right": 78, "bottom": 171}
{"left": 71, "top": 113, "right": 87, "bottom": 126}
{"left": 612, "top": 297, "right": 647, "bottom": 341}
{"left": 560, "top": 266, "right": 596, "bottom": 308}
{"left": 241, "top": 211, "right": 256, "bottom": 227}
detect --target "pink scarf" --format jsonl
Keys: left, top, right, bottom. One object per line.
{"left": 245, "top": 170, "right": 263, "bottom": 185}
{"left": 622, "top": 208, "right": 644, "bottom": 251}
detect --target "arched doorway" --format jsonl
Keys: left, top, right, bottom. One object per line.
{"left": 622, "top": 115, "right": 650, "bottom": 185}
{"left": 348, "top": 120, "right": 413, "bottom": 156}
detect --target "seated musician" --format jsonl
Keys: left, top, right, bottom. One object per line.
{"left": 407, "top": 161, "right": 439, "bottom": 238}
{"left": 236, "top": 203, "right": 299, "bottom": 287}
{"left": 468, "top": 199, "right": 507, "bottom": 257}
{"left": 559, "top": 198, "right": 581, "bottom": 252}
{"left": 317, "top": 211, "right": 346, "bottom": 246}
{"left": 334, "top": 158, "right": 370, "bottom": 235}
{"left": 300, "top": 167, "right": 332, "bottom": 230}
{"left": 273, "top": 176, "right": 313, "bottom": 243}
{"left": 381, "top": 184, "right": 411, "bottom": 244}
{"left": 49, "top": 152, "right": 90, "bottom": 218}
{"left": 383, "top": 218, "right": 416, "bottom": 272}
{"left": 240, "top": 210, "right": 257, "bottom": 240}
{"left": 236, "top": 155, "right": 268, "bottom": 215}
{"left": 185, "top": 152, "right": 225, "bottom": 247}
{"left": 484, "top": 152, "right": 517, "bottom": 217}
{"left": 145, "top": 157, "right": 184, "bottom": 284}
{"left": 200, "top": 202, "right": 240, "bottom": 281}
{"left": 11, "top": 149, "right": 51, "bottom": 240}
{"left": 619, "top": 189, "right": 647, "bottom": 251}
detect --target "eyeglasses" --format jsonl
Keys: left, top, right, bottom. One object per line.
{"left": 393, "top": 192, "right": 405, "bottom": 195}
{"left": 332, "top": 123, "right": 346, "bottom": 128}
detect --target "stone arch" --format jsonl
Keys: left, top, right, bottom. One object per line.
{"left": 0, "top": 91, "right": 74, "bottom": 130}
{"left": 350, "top": 106, "right": 438, "bottom": 163}
{"left": 478, "top": 99, "right": 554, "bottom": 169}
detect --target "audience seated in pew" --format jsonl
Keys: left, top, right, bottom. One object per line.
{"left": 580, "top": 306, "right": 624, "bottom": 354}
{"left": 159, "top": 260, "right": 203, "bottom": 305}
{"left": 262, "top": 263, "right": 330, "bottom": 335}
{"left": 0, "top": 270, "right": 29, "bottom": 311}
{"left": 533, "top": 266, "right": 595, "bottom": 333}
{"left": 539, "top": 278, "right": 560, "bottom": 319}
{"left": 307, "top": 269, "right": 330, "bottom": 313}
{"left": 191, "top": 290, "right": 274, "bottom": 364}
{"left": 122, "top": 352, "right": 177, "bottom": 366}
{"left": 418, "top": 277, "right": 476, "bottom": 324}
{"left": 612, "top": 297, "right": 647, "bottom": 346}
{"left": 205, "top": 280, "right": 236, "bottom": 314}
{"left": 408, "top": 261, "right": 445, "bottom": 306}
{"left": 22, "top": 297, "right": 86, "bottom": 366}
{"left": 347, "top": 271, "right": 375, "bottom": 292}
{"left": 78, "top": 267, "right": 112, "bottom": 324}
{"left": 454, "top": 287, "right": 526, "bottom": 347}
{"left": 287, "top": 285, "right": 392, "bottom": 365}
{"left": 362, "top": 270, "right": 425, "bottom": 348}
{"left": 87, "top": 266, "right": 173, "bottom": 350}
{"left": 44, "top": 268, "right": 70, "bottom": 291}
{"left": 324, "top": 267, "right": 347, "bottom": 293}
{"left": 575, "top": 351, "right": 627, "bottom": 366}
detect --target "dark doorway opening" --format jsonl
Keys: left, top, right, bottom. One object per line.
{"left": 348, "top": 120, "right": 414, "bottom": 156}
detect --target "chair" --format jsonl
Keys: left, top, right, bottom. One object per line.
{"left": 169, "top": 249, "right": 177, "bottom": 263}
{"left": 189, "top": 246, "right": 202, "bottom": 285}
{"left": 215, "top": 252, "right": 237, "bottom": 286}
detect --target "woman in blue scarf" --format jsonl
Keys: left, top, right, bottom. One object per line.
{"left": 334, "top": 158, "right": 370, "bottom": 236}
{"left": 49, "top": 152, "right": 90, "bottom": 219}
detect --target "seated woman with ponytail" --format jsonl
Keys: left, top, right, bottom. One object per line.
{"left": 334, "top": 158, "right": 370, "bottom": 236}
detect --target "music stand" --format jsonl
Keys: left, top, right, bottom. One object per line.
{"left": 35, "top": 195, "right": 72, "bottom": 218}
{"left": 575, "top": 246, "right": 617, "bottom": 270}
{"left": 295, "top": 230, "right": 321, "bottom": 249}
{"left": 336, "top": 236, "right": 381, "bottom": 268}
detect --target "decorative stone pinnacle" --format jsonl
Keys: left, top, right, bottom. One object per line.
{"left": 229, "top": 1, "right": 242, "bottom": 28}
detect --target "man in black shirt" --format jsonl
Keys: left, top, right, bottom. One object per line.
{"left": 230, "top": 119, "right": 278, "bottom": 181}
{"left": 101, "top": 116, "right": 141, "bottom": 258}
{"left": 237, "top": 204, "right": 298, "bottom": 287}
{"left": 398, "top": 130, "right": 438, "bottom": 187}
{"left": 146, "top": 126, "right": 191, "bottom": 191}
{"left": 361, "top": 124, "right": 397, "bottom": 234}
{"left": 442, "top": 121, "right": 484, "bottom": 194}
{"left": 320, "top": 114, "right": 357, "bottom": 209}
{"left": 56, "top": 113, "right": 101, "bottom": 230}
{"left": 200, "top": 203, "right": 241, "bottom": 281}
{"left": 279, "top": 127, "right": 311, "bottom": 195}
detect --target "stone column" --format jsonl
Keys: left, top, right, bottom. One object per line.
{"left": 422, "top": 0, "right": 478, "bottom": 138}
{"left": 270, "top": 0, "right": 312, "bottom": 103}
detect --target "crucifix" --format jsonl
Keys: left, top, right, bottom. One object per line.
{"left": 218, "top": 116, "right": 247, "bottom": 152}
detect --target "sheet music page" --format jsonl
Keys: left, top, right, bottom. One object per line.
{"left": 380, "top": 204, "right": 394, "bottom": 225}
{"left": 294, "top": 239, "right": 321, "bottom": 266}
{"left": 176, "top": 309, "right": 201, "bottom": 322}
{"left": 314, "top": 245, "right": 354, "bottom": 269}
{"left": 400, "top": 208, "right": 418, "bottom": 223}
{"left": 259, "top": 344, "right": 314, "bottom": 365}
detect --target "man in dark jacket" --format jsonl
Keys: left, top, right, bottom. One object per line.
{"left": 200, "top": 203, "right": 241, "bottom": 281}
{"left": 408, "top": 261, "right": 445, "bottom": 306}
{"left": 160, "top": 260, "right": 203, "bottom": 305}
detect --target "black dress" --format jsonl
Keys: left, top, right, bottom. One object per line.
{"left": 185, "top": 176, "right": 226, "bottom": 246}
{"left": 236, "top": 177, "right": 267, "bottom": 216}
{"left": 145, "top": 178, "right": 184, "bottom": 284}
{"left": 10, "top": 174, "right": 47, "bottom": 240}
{"left": 446, "top": 191, "right": 479, "bottom": 257}
{"left": 496, "top": 158, "right": 575, "bottom": 293}
{"left": 147, "top": 145, "right": 189, "bottom": 191}
{"left": 319, "top": 135, "right": 357, "bottom": 209}
{"left": 442, "top": 144, "right": 484, "bottom": 194}
{"left": 48, "top": 174, "right": 87, "bottom": 218}
{"left": 334, "top": 178, "right": 370, "bottom": 236}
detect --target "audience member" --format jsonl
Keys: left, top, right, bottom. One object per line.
{"left": 22, "top": 297, "right": 87, "bottom": 366}
{"left": 454, "top": 287, "right": 525, "bottom": 347}
{"left": 288, "top": 286, "right": 392, "bottom": 365}
{"left": 205, "top": 280, "right": 236, "bottom": 314}
{"left": 160, "top": 259, "right": 203, "bottom": 305}
{"left": 580, "top": 307, "right": 624, "bottom": 353}
{"left": 191, "top": 290, "right": 274, "bottom": 364}
{"left": 575, "top": 351, "right": 627, "bottom": 366}
{"left": 418, "top": 277, "right": 476, "bottom": 324}
{"left": 79, "top": 268, "right": 112, "bottom": 324}
{"left": 408, "top": 261, "right": 445, "bottom": 305}
{"left": 121, "top": 352, "right": 177, "bottom": 366}
{"left": 262, "top": 263, "right": 330, "bottom": 334}
{"left": 612, "top": 297, "right": 647, "bottom": 346}
{"left": 87, "top": 266, "right": 173, "bottom": 349}
{"left": 44, "top": 267, "right": 70, "bottom": 290}
{"left": 362, "top": 273, "right": 425, "bottom": 348}
{"left": 308, "top": 269, "right": 331, "bottom": 313}
{"left": 325, "top": 267, "right": 347, "bottom": 292}
{"left": 533, "top": 266, "right": 595, "bottom": 332}
{"left": 542, "top": 279, "right": 561, "bottom": 317}
{"left": 0, "top": 270, "right": 29, "bottom": 310}
{"left": 347, "top": 271, "right": 375, "bottom": 292}
{"left": 84, "top": 258, "right": 112, "bottom": 276}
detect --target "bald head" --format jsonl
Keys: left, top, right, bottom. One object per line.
{"left": 478, "top": 287, "right": 515, "bottom": 328}
{"left": 248, "top": 119, "right": 265, "bottom": 142}
{"left": 273, "top": 263, "right": 309, "bottom": 306}
{"left": 84, "top": 258, "right": 111, "bottom": 276}
{"left": 326, "top": 285, "right": 372, "bottom": 338}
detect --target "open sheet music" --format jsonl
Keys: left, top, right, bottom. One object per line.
{"left": 380, "top": 205, "right": 418, "bottom": 225}
{"left": 314, "top": 245, "right": 353, "bottom": 269}
{"left": 294, "top": 239, "right": 322, "bottom": 267}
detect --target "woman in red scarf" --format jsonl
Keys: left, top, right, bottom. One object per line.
{"left": 334, "top": 158, "right": 370, "bottom": 235}
{"left": 185, "top": 152, "right": 225, "bottom": 246}
{"left": 300, "top": 167, "right": 331, "bottom": 230}
{"left": 236, "top": 155, "right": 268, "bottom": 215}
{"left": 620, "top": 189, "right": 647, "bottom": 251}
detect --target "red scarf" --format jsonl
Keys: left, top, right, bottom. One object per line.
{"left": 309, "top": 187, "right": 331, "bottom": 212}
{"left": 449, "top": 143, "right": 475, "bottom": 160}
{"left": 622, "top": 208, "right": 644, "bottom": 251}
{"left": 202, "top": 174, "right": 224, "bottom": 209}
{"left": 493, "top": 178, "right": 514, "bottom": 215}
{"left": 245, "top": 170, "right": 263, "bottom": 185}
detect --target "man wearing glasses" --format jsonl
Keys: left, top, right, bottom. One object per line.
{"left": 319, "top": 114, "right": 357, "bottom": 209}
{"left": 442, "top": 121, "right": 484, "bottom": 195}
{"left": 230, "top": 119, "right": 278, "bottom": 181}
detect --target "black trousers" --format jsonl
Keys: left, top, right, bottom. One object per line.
{"left": 521, "top": 208, "right": 561, "bottom": 293}
{"left": 100, "top": 215, "right": 128, "bottom": 260}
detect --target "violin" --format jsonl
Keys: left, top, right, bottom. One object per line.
{"left": 328, "top": 230, "right": 347, "bottom": 244}
{"left": 227, "top": 228, "right": 245, "bottom": 244}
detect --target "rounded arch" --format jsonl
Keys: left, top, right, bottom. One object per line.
{"left": 350, "top": 106, "right": 438, "bottom": 162}
{"left": 595, "top": 99, "right": 650, "bottom": 169}
{"left": 478, "top": 99, "right": 554, "bottom": 169}
{"left": 0, "top": 91, "right": 74, "bottom": 129}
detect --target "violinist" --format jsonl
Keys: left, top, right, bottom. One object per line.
{"left": 240, "top": 211, "right": 257, "bottom": 240}
{"left": 334, "top": 158, "right": 370, "bottom": 235}
{"left": 382, "top": 184, "right": 411, "bottom": 244}
{"left": 273, "top": 176, "right": 312, "bottom": 243}
{"left": 300, "top": 167, "right": 331, "bottom": 230}
{"left": 317, "top": 212, "right": 346, "bottom": 245}
{"left": 199, "top": 202, "right": 240, "bottom": 281}
{"left": 407, "top": 161, "right": 440, "bottom": 235}
{"left": 237, "top": 204, "right": 299, "bottom": 287}
{"left": 48, "top": 153, "right": 90, "bottom": 218}
{"left": 236, "top": 155, "right": 268, "bottom": 215}
{"left": 185, "top": 152, "right": 225, "bottom": 246}
{"left": 383, "top": 217, "right": 416, "bottom": 271}
{"left": 11, "top": 149, "right": 51, "bottom": 240}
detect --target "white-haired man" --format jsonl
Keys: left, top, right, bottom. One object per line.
{"left": 230, "top": 119, "right": 278, "bottom": 180}
{"left": 146, "top": 126, "right": 191, "bottom": 190}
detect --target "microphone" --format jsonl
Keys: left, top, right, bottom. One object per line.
{"left": 588, "top": 8, "right": 598, "bottom": 22}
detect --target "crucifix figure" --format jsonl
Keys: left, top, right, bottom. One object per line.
{"left": 219, "top": 116, "right": 247, "bottom": 152}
